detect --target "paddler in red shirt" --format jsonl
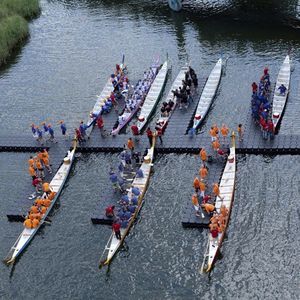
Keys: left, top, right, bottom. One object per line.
{"left": 131, "top": 123, "right": 139, "bottom": 142}
{"left": 112, "top": 221, "right": 121, "bottom": 240}
{"left": 146, "top": 127, "right": 153, "bottom": 147}
{"left": 105, "top": 205, "right": 115, "bottom": 218}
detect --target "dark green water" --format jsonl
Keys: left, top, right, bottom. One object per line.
{"left": 0, "top": 0, "right": 300, "bottom": 299}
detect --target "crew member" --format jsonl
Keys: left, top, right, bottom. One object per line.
{"left": 105, "top": 205, "right": 115, "bottom": 218}
{"left": 112, "top": 221, "right": 121, "bottom": 240}
{"left": 199, "top": 148, "right": 207, "bottom": 166}
{"left": 146, "top": 127, "right": 153, "bottom": 147}
{"left": 192, "top": 194, "right": 200, "bottom": 216}
{"left": 201, "top": 203, "right": 215, "bottom": 214}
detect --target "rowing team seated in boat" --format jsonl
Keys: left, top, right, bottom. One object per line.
{"left": 113, "top": 70, "right": 156, "bottom": 129}
{"left": 251, "top": 67, "right": 276, "bottom": 140}
{"left": 105, "top": 187, "right": 141, "bottom": 239}
{"left": 208, "top": 205, "right": 229, "bottom": 239}
{"left": 23, "top": 191, "right": 57, "bottom": 229}
{"left": 251, "top": 67, "right": 271, "bottom": 123}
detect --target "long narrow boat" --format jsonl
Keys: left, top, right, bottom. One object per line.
{"left": 193, "top": 58, "right": 222, "bottom": 130}
{"left": 136, "top": 60, "right": 168, "bottom": 133}
{"left": 156, "top": 65, "right": 188, "bottom": 132}
{"left": 201, "top": 133, "right": 236, "bottom": 273}
{"left": 4, "top": 142, "right": 77, "bottom": 265}
{"left": 86, "top": 59, "right": 127, "bottom": 135}
{"left": 111, "top": 60, "right": 161, "bottom": 135}
{"left": 272, "top": 55, "right": 291, "bottom": 130}
{"left": 99, "top": 136, "right": 156, "bottom": 267}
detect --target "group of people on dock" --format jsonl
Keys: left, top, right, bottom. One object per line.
{"left": 206, "top": 123, "right": 242, "bottom": 158}
{"left": 251, "top": 67, "right": 274, "bottom": 139}
{"left": 31, "top": 121, "right": 67, "bottom": 145}
{"left": 25, "top": 150, "right": 56, "bottom": 229}
{"left": 170, "top": 66, "right": 198, "bottom": 111}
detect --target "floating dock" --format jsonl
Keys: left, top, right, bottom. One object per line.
{"left": 1, "top": 74, "right": 300, "bottom": 229}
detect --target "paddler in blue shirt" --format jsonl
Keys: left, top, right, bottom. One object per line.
{"left": 48, "top": 124, "right": 57, "bottom": 143}
{"left": 31, "top": 123, "right": 37, "bottom": 139}
{"left": 36, "top": 126, "right": 44, "bottom": 145}
{"left": 42, "top": 122, "right": 49, "bottom": 138}
{"left": 59, "top": 120, "right": 67, "bottom": 138}
{"left": 278, "top": 84, "right": 287, "bottom": 95}
{"left": 79, "top": 121, "right": 87, "bottom": 141}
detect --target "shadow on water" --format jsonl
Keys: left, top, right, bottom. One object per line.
{"left": 61, "top": 0, "right": 300, "bottom": 27}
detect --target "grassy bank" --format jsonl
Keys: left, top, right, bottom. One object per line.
{"left": 0, "top": 0, "right": 40, "bottom": 66}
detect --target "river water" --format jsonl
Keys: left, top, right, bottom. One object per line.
{"left": 0, "top": 0, "right": 300, "bottom": 299}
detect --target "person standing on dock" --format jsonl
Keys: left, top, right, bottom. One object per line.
{"left": 193, "top": 177, "right": 201, "bottom": 192}
{"left": 199, "top": 180, "right": 206, "bottom": 198}
{"left": 48, "top": 124, "right": 57, "bottom": 143}
{"left": 127, "top": 137, "right": 134, "bottom": 154}
{"left": 199, "top": 148, "right": 207, "bottom": 167}
{"left": 36, "top": 126, "right": 44, "bottom": 145}
{"left": 131, "top": 123, "right": 139, "bottom": 143}
{"left": 41, "top": 122, "right": 49, "bottom": 140}
{"left": 31, "top": 124, "right": 38, "bottom": 140}
{"left": 28, "top": 165, "right": 37, "bottom": 180}
{"left": 97, "top": 115, "right": 106, "bottom": 137}
{"left": 213, "top": 183, "right": 224, "bottom": 200}
{"left": 199, "top": 165, "right": 208, "bottom": 181}
{"left": 42, "top": 149, "right": 52, "bottom": 174}
{"left": 192, "top": 194, "right": 200, "bottom": 217}
{"left": 79, "top": 121, "right": 87, "bottom": 141}
{"left": 75, "top": 128, "right": 83, "bottom": 144}
{"left": 32, "top": 177, "right": 42, "bottom": 193}
{"left": 59, "top": 120, "right": 68, "bottom": 139}
{"left": 221, "top": 124, "right": 229, "bottom": 144}
{"left": 155, "top": 127, "right": 163, "bottom": 144}
{"left": 212, "top": 139, "right": 220, "bottom": 156}
{"left": 146, "top": 127, "right": 153, "bottom": 147}
{"left": 112, "top": 221, "right": 121, "bottom": 240}
{"left": 209, "top": 126, "right": 218, "bottom": 142}
{"left": 237, "top": 124, "right": 244, "bottom": 142}
{"left": 35, "top": 159, "right": 45, "bottom": 178}
{"left": 267, "top": 120, "right": 274, "bottom": 140}
{"left": 28, "top": 156, "right": 35, "bottom": 168}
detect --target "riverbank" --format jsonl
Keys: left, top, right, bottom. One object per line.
{"left": 0, "top": 0, "right": 40, "bottom": 66}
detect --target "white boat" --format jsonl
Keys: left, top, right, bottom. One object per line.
{"left": 272, "top": 55, "right": 291, "bottom": 130}
{"left": 111, "top": 60, "right": 162, "bottom": 135}
{"left": 156, "top": 65, "right": 188, "bottom": 132}
{"left": 4, "top": 143, "right": 77, "bottom": 265}
{"left": 136, "top": 60, "right": 168, "bottom": 133}
{"left": 193, "top": 58, "right": 222, "bottom": 130}
{"left": 86, "top": 60, "right": 127, "bottom": 136}
{"left": 201, "top": 133, "right": 236, "bottom": 273}
{"left": 99, "top": 137, "right": 156, "bottom": 267}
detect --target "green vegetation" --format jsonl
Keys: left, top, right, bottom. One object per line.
{"left": 0, "top": 0, "right": 40, "bottom": 66}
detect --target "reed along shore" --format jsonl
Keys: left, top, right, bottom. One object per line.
{"left": 0, "top": 0, "right": 40, "bottom": 66}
